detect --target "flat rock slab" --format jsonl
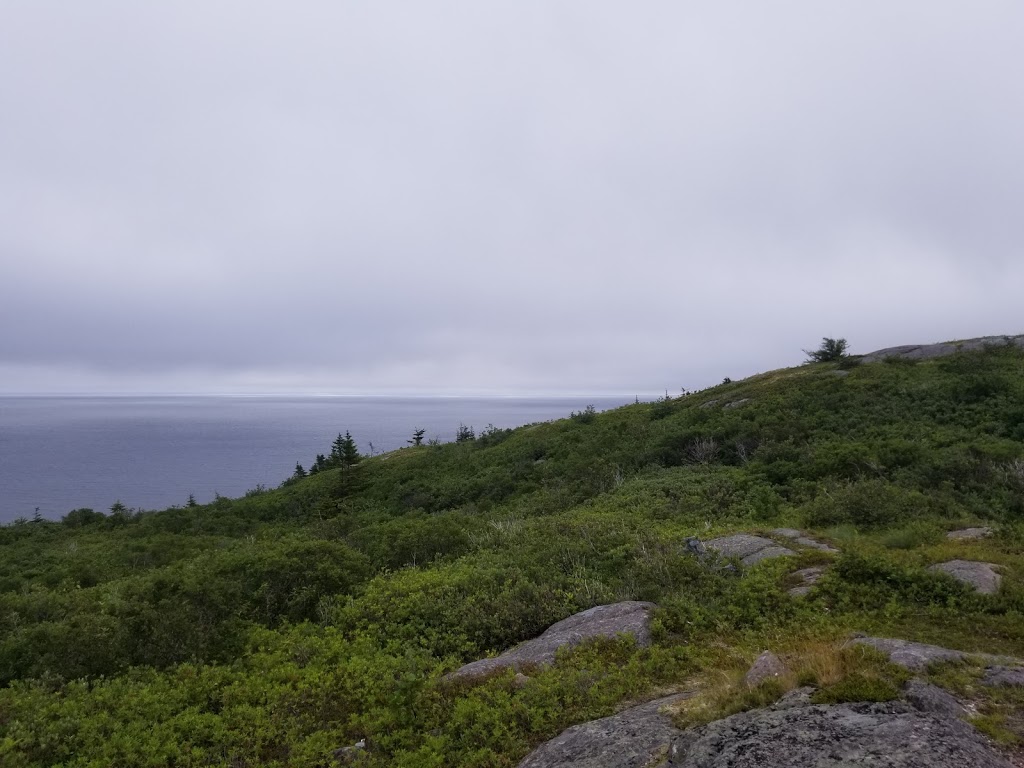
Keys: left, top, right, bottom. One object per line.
{"left": 787, "top": 566, "right": 826, "bottom": 598}
{"left": 851, "top": 637, "right": 1008, "bottom": 671}
{"left": 770, "top": 529, "right": 839, "bottom": 553}
{"left": 947, "top": 527, "right": 993, "bottom": 540}
{"left": 859, "top": 335, "right": 1024, "bottom": 364}
{"left": 928, "top": 560, "right": 1002, "bottom": 594}
{"left": 771, "top": 528, "right": 803, "bottom": 539}
{"left": 451, "top": 602, "right": 656, "bottom": 679}
{"left": 705, "top": 535, "right": 795, "bottom": 567}
{"left": 667, "top": 700, "right": 1014, "bottom": 767}
{"left": 517, "top": 694, "right": 689, "bottom": 768}
{"left": 982, "top": 666, "right": 1024, "bottom": 687}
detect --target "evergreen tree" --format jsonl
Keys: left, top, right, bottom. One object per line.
{"left": 293, "top": 462, "right": 307, "bottom": 479}
{"left": 804, "top": 337, "right": 849, "bottom": 363}
{"left": 339, "top": 431, "right": 360, "bottom": 467}
{"left": 409, "top": 428, "right": 426, "bottom": 446}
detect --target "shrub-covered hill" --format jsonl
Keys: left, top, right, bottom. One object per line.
{"left": 2, "top": 339, "right": 1024, "bottom": 766}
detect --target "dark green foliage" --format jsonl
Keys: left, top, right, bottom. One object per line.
{"left": 570, "top": 404, "right": 597, "bottom": 423}
{"left": 2, "top": 343, "right": 1024, "bottom": 766}
{"left": 61, "top": 508, "right": 106, "bottom": 528}
{"left": 804, "top": 337, "right": 849, "bottom": 363}
{"left": 409, "top": 428, "right": 426, "bottom": 446}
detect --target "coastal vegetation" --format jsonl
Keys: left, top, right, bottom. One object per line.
{"left": 1, "top": 340, "right": 1024, "bottom": 765}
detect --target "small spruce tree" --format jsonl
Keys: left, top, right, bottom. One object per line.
{"left": 804, "top": 337, "right": 849, "bottom": 363}
{"left": 339, "top": 431, "right": 361, "bottom": 467}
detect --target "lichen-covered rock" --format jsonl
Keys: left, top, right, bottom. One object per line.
{"left": 667, "top": 700, "right": 1013, "bottom": 767}
{"left": 903, "top": 679, "right": 968, "bottom": 718}
{"left": 859, "top": 335, "right": 1024, "bottom": 364}
{"left": 946, "top": 527, "right": 993, "bottom": 541}
{"left": 517, "top": 694, "right": 689, "bottom": 768}
{"left": 705, "top": 535, "right": 795, "bottom": 567}
{"left": 451, "top": 602, "right": 656, "bottom": 679}
{"left": 744, "top": 652, "right": 788, "bottom": 688}
{"left": 928, "top": 560, "right": 1002, "bottom": 595}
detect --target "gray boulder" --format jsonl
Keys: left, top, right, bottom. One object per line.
{"left": 667, "top": 700, "right": 1013, "bottom": 767}
{"left": 982, "top": 666, "right": 1024, "bottom": 687}
{"left": 744, "top": 651, "right": 788, "bottom": 688}
{"left": 859, "top": 335, "right": 1024, "bottom": 364}
{"left": 517, "top": 694, "right": 689, "bottom": 768}
{"left": 928, "top": 560, "right": 1002, "bottom": 594}
{"left": 451, "top": 602, "right": 656, "bottom": 679}
{"left": 705, "top": 535, "right": 795, "bottom": 567}
{"left": 946, "top": 527, "right": 993, "bottom": 541}
{"left": 903, "top": 679, "right": 968, "bottom": 718}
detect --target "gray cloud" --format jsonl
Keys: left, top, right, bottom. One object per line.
{"left": 2, "top": 2, "right": 1022, "bottom": 394}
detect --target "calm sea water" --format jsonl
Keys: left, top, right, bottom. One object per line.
{"left": 0, "top": 395, "right": 633, "bottom": 522}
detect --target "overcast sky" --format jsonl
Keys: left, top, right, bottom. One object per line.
{"left": 1, "top": 3, "right": 1022, "bottom": 396}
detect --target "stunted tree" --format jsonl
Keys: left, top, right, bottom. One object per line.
{"left": 804, "top": 337, "right": 849, "bottom": 363}
{"left": 408, "top": 428, "right": 426, "bottom": 446}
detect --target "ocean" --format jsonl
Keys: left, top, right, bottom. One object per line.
{"left": 0, "top": 395, "right": 634, "bottom": 522}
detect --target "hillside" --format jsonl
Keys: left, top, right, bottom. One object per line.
{"left": 2, "top": 336, "right": 1024, "bottom": 766}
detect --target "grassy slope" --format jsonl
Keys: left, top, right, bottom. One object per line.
{"left": 1, "top": 344, "right": 1023, "bottom": 766}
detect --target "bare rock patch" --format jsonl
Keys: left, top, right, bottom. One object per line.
{"left": 517, "top": 694, "right": 690, "bottom": 768}
{"left": 705, "top": 535, "right": 795, "bottom": 567}
{"left": 451, "top": 602, "right": 656, "bottom": 680}
{"left": 667, "top": 699, "right": 1014, "bottom": 767}
{"left": 946, "top": 527, "right": 993, "bottom": 541}
{"left": 928, "top": 560, "right": 1002, "bottom": 595}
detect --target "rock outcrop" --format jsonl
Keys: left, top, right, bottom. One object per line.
{"left": 787, "top": 566, "right": 826, "bottom": 597}
{"left": 770, "top": 528, "right": 839, "bottom": 553}
{"left": 928, "top": 560, "right": 1002, "bottom": 594}
{"left": 667, "top": 699, "right": 1013, "bottom": 767}
{"left": 859, "top": 335, "right": 1024, "bottom": 364}
{"left": 517, "top": 694, "right": 689, "bottom": 768}
{"left": 903, "top": 679, "right": 968, "bottom": 719}
{"left": 982, "top": 666, "right": 1024, "bottom": 687}
{"left": 705, "top": 535, "right": 795, "bottom": 567}
{"left": 946, "top": 527, "right": 993, "bottom": 541}
{"left": 451, "top": 602, "right": 656, "bottom": 680}
{"left": 850, "top": 636, "right": 1010, "bottom": 671}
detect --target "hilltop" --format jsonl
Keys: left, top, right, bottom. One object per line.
{"left": 1, "top": 335, "right": 1023, "bottom": 766}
